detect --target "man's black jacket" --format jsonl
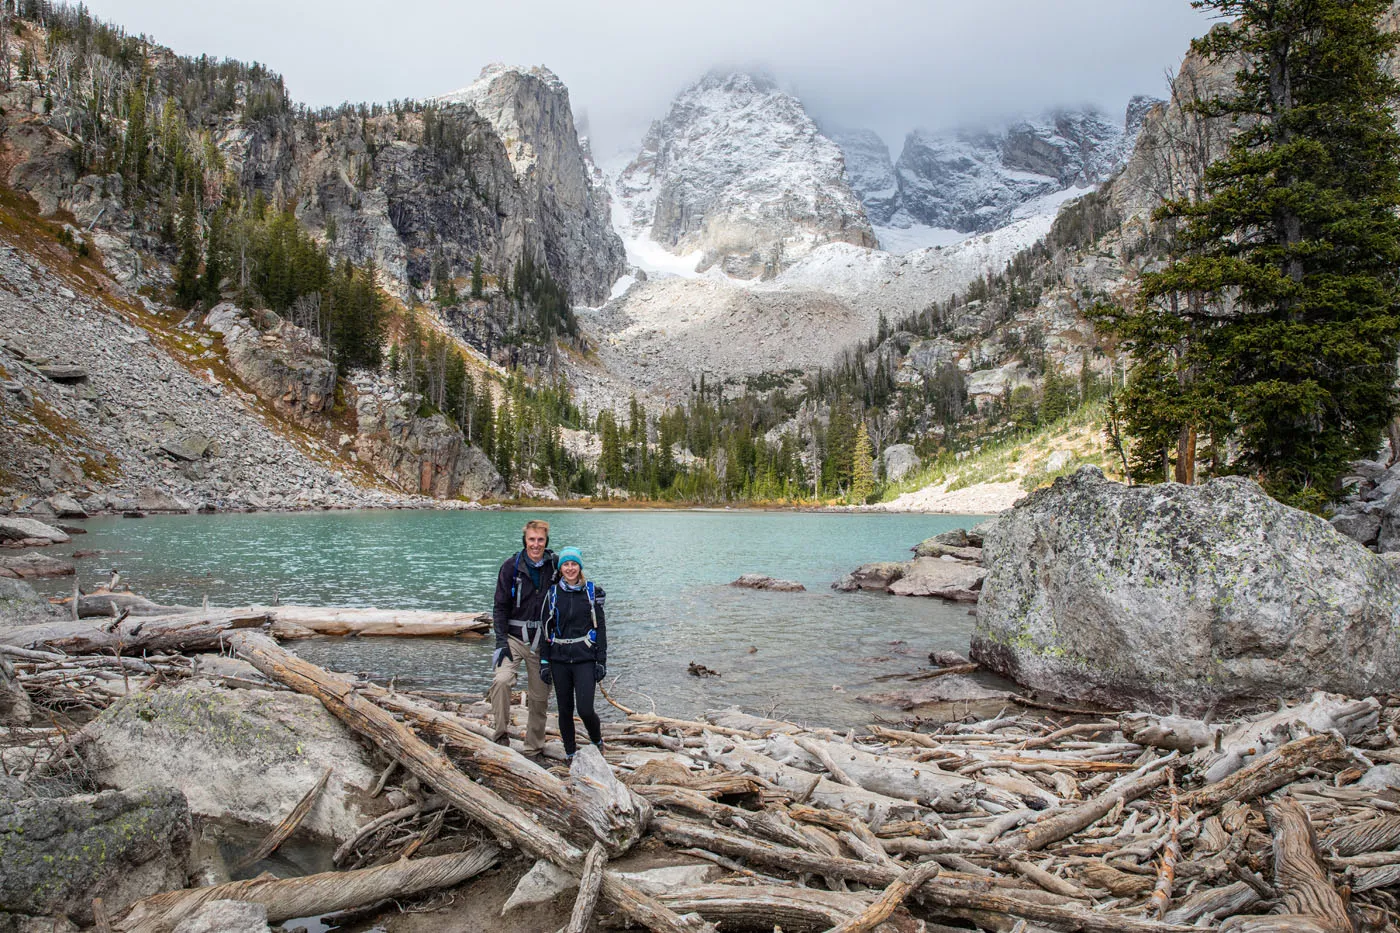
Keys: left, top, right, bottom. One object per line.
{"left": 491, "top": 549, "right": 560, "bottom": 650}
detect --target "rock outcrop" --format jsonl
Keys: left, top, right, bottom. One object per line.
{"left": 972, "top": 467, "right": 1400, "bottom": 710}
{"left": 204, "top": 304, "right": 337, "bottom": 426}
{"left": 79, "top": 680, "right": 387, "bottom": 843}
{"left": 354, "top": 392, "right": 504, "bottom": 500}
{"left": 615, "top": 70, "right": 875, "bottom": 278}
{"left": 441, "top": 65, "right": 625, "bottom": 305}
{"left": 0, "top": 785, "right": 192, "bottom": 926}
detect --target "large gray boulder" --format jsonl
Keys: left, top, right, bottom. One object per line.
{"left": 972, "top": 467, "right": 1400, "bottom": 710}
{"left": 0, "top": 786, "right": 191, "bottom": 926}
{"left": 0, "top": 516, "right": 68, "bottom": 546}
{"left": 79, "top": 680, "right": 386, "bottom": 842}
{"left": 882, "top": 444, "right": 920, "bottom": 483}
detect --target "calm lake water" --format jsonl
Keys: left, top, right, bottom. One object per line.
{"left": 55, "top": 509, "right": 989, "bottom": 727}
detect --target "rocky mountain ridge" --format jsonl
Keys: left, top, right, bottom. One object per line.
{"left": 835, "top": 102, "right": 1153, "bottom": 240}
{"left": 612, "top": 70, "right": 875, "bottom": 279}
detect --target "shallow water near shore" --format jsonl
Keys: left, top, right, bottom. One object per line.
{"left": 57, "top": 509, "right": 991, "bottom": 728}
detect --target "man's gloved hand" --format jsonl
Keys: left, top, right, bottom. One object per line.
{"left": 492, "top": 647, "right": 511, "bottom": 669}
{"left": 594, "top": 662, "right": 606, "bottom": 682}
{"left": 539, "top": 661, "right": 553, "bottom": 686}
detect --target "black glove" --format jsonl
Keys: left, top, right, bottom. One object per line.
{"left": 492, "top": 647, "right": 511, "bottom": 668}
{"left": 594, "top": 662, "right": 606, "bottom": 682}
{"left": 540, "top": 661, "right": 553, "bottom": 686}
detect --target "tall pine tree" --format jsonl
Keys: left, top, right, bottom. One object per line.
{"left": 1113, "top": 0, "right": 1400, "bottom": 508}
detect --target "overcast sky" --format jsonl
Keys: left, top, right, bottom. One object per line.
{"left": 80, "top": 1, "right": 1214, "bottom": 160}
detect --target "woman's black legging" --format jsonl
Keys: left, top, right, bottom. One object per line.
{"left": 552, "top": 662, "right": 602, "bottom": 755}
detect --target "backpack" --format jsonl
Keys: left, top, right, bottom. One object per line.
{"left": 545, "top": 582, "right": 597, "bottom": 646}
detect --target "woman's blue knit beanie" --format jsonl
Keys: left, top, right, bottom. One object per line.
{"left": 558, "top": 546, "right": 584, "bottom": 570}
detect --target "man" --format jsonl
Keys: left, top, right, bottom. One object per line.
{"left": 490, "top": 518, "right": 559, "bottom": 755}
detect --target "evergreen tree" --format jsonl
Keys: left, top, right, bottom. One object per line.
{"left": 199, "top": 208, "right": 224, "bottom": 306}
{"left": 173, "top": 190, "right": 202, "bottom": 309}
{"left": 1106, "top": 0, "right": 1400, "bottom": 508}
{"left": 850, "top": 421, "right": 875, "bottom": 503}
{"left": 471, "top": 254, "right": 484, "bottom": 299}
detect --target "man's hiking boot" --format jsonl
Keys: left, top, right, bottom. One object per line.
{"left": 493, "top": 735, "right": 511, "bottom": 747}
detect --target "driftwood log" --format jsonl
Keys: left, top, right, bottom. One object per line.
{"left": 229, "top": 633, "right": 711, "bottom": 933}
{"left": 113, "top": 845, "right": 500, "bottom": 933}
{"left": 0, "top": 610, "right": 272, "bottom": 654}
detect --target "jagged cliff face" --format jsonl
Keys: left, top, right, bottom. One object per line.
{"left": 825, "top": 128, "right": 900, "bottom": 226}
{"left": 889, "top": 108, "right": 1132, "bottom": 234}
{"left": 439, "top": 65, "right": 625, "bottom": 304}
{"left": 614, "top": 71, "right": 876, "bottom": 278}
{"left": 3, "top": 53, "right": 623, "bottom": 308}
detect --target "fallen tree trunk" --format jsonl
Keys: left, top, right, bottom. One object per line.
{"left": 765, "top": 733, "right": 1022, "bottom": 811}
{"left": 1191, "top": 694, "right": 1379, "bottom": 783}
{"left": 254, "top": 605, "right": 491, "bottom": 638}
{"left": 230, "top": 633, "right": 709, "bottom": 933}
{"left": 828, "top": 863, "right": 940, "bottom": 933}
{"left": 651, "top": 815, "right": 1203, "bottom": 933}
{"left": 561, "top": 842, "right": 607, "bottom": 933}
{"left": 701, "top": 734, "right": 924, "bottom": 823}
{"left": 60, "top": 592, "right": 188, "bottom": 618}
{"left": 658, "top": 884, "right": 870, "bottom": 931}
{"left": 1220, "top": 798, "right": 1353, "bottom": 933}
{"left": 997, "top": 758, "right": 1173, "bottom": 853}
{"left": 1318, "top": 814, "right": 1400, "bottom": 858}
{"left": 2, "top": 610, "right": 271, "bottom": 655}
{"left": 366, "top": 686, "right": 648, "bottom": 855}
{"left": 1182, "top": 733, "right": 1354, "bottom": 812}
{"left": 113, "top": 845, "right": 500, "bottom": 933}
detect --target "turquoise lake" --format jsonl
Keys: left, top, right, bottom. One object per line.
{"left": 56, "top": 509, "right": 990, "bottom": 727}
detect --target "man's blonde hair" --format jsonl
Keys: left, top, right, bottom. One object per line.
{"left": 523, "top": 519, "right": 550, "bottom": 540}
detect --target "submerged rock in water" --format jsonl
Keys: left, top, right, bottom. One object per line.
{"left": 832, "top": 561, "right": 907, "bottom": 591}
{"left": 888, "top": 557, "right": 985, "bottom": 601}
{"left": 0, "top": 785, "right": 191, "bottom": 926}
{"left": 0, "top": 551, "right": 75, "bottom": 578}
{"left": 79, "top": 679, "right": 387, "bottom": 842}
{"left": 972, "top": 466, "right": 1400, "bottom": 710}
{"left": 729, "top": 574, "right": 805, "bottom": 592}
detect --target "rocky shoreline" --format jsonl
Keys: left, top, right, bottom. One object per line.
{"left": 2, "top": 575, "right": 1398, "bottom": 932}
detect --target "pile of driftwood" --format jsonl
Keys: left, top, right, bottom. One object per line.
{"left": 3, "top": 609, "right": 1400, "bottom": 933}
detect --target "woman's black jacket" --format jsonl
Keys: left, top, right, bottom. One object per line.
{"left": 540, "top": 583, "right": 606, "bottom": 665}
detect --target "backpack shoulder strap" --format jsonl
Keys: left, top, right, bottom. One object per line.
{"left": 585, "top": 581, "right": 597, "bottom": 629}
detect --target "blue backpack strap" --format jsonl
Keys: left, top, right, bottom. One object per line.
{"left": 585, "top": 581, "right": 597, "bottom": 629}
{"left": 511, "top": 551, "right": 523, "bottom": 607}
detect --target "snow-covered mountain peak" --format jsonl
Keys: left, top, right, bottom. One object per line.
{"left": 611, "top": 69, "right": 875, "bottom": 280}
{"left": 835, "top": 102, "right": 1149, "bottom": 250}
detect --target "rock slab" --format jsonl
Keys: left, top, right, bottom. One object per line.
{"left": 888, "top": 558, "right": 986, "bottom": 601}
{"left": 0, "top": 786, "right": 191, "bottom": 924}
{"left": 730, "top": 574, "right": 805, "bottom": 592}
{"left": 79, "top": 680, "right": 384, "bottom": 842}
{"left": 972, "top": 467, "right": 1400, "bottom": 710}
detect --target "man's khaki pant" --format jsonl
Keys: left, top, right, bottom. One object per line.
{"left": 489, "top": 634, "right": 549, "bottom": 752}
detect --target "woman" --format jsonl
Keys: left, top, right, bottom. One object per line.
{"left": 539, "top": 546, "right": 606, "bottom": 760}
